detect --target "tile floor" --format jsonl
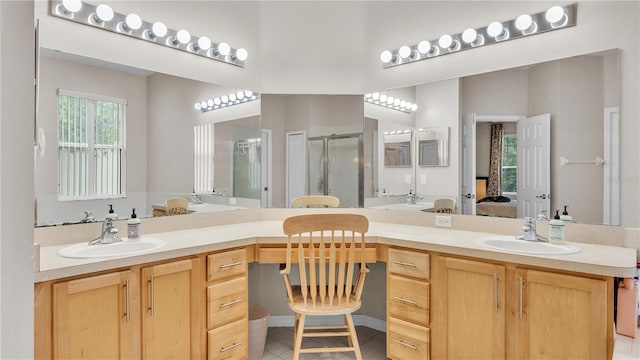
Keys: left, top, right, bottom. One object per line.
{"left": 261, "top": 326, "right": 640, "bottom": 360}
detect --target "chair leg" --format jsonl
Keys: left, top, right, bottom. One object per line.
{"left": 293, "top": 313, "right": 300, "bottom": 350}
{"left": 293, "top": 313, "right": 305, "bottom": 360}
{"left": 345, "top": 314, "right": 362, "bottom": 360}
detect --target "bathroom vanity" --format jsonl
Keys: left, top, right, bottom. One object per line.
{"left": 33, "top": 209, "right": 636, "bottom": 359}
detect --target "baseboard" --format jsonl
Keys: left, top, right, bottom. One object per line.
{"left": 267, "top": 314, "right": 386, "bottom": 333}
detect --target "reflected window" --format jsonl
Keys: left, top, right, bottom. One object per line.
{"left": 501, "top": 134, "right": 517, "bottom": 195}
{"left": 57, "top": 92, "right": 125, "bottom": 200}
{"left": 194, "top": 123, "right": 214, "bottom": 193}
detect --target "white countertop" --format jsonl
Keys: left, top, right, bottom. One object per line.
{"left": 36, "top": 220, "right": 637, "bottom": 282}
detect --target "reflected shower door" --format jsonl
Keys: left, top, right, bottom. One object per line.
{"left": 307, "top": 134, "right": 363, "bottom": 208}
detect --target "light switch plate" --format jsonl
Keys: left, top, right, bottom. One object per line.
{"left": 405, "top": 175, "right": 411, "bottom": 184}
{"left": 229, "top": 197, "right": 237, "bottom": 205}
{"left": 435, "top": 215, "right": 452, "bottom": 228}
{"left": 420, "top": 175, "right": 427, "bottom": 184}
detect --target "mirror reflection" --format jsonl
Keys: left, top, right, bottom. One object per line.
{"left": 383, "top": 130, "right": 412, "bottom": 167}
{"left": 418, "top": 127, "right": 449, "bottom": 167}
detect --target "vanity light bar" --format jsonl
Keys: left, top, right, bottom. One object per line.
{"left": 51, "top": 0, "right": 248, "bottom": 67}
{"left": 380, "top": 3, "right": 576, "bottom": 68}
{"left": 365, "top": 92, "right": 418, "bottom": 114}
{"left": 194, "top": 90, "right": 259, "bottom": 113}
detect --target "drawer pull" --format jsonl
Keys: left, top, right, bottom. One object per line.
{"left": 220, "top": 342, "right": 241, "bottom": 353}
{"left": 393, "top": 339, "right": 417, "bottom": 350}
{"left": 219, "top": 261, "right": 242, "bottom": 269}
{"left": 220, "top": 299, "right": 243, "bottom": 308}
{"left": 393, "top": 261, "right": 417, "bottom": 268}
{"left": 393, "top": 296, "right": 417, "bottom": 305}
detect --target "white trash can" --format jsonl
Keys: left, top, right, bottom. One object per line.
{"left": 248, "top": 305, "right": 270, "bottom": 360}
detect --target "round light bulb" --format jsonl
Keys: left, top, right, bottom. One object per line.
{"left": 229, "top": 93, "right": 237, "bottom": 102}
{"left": 405, "top": 102, "right": 413, "bottom": 109}
{"left": 398, "top": 46, "right": 411, "bottom": 59}
{"left": 244, "top": 90, "right": 254, "bottom": 98}
{"left": 214, "top": 98, "right": 222, "bottom": 106}
{"left": 462, "top": 28, "right": 477, "bottom": 44}
{"left": 411, "top": 104, "right": 418, "bottom": 111}
{"left": 400, "top": 100, "right": 407, "bottom": 108}
{"left": 387, "top": 96, "right": 394, "bottom": 105}
{"left": 194, "top": 103, "right": 202, "bottom": 111}
{"left": 125, "top": 14, "right": 142, "bottom": 30}
{"left": 364, "top": 93, "right": 372, "bottom": 99}
{"left": 515, "top": 14, "right": 533, "bottom": 31}
{"left": 62, "top": 0, "right": 82, "bottom": 13}
{"left": 96, "top": 4, "right": 114, "bottom": 22}
{"left": 200, "top": 101, "right": 207, "bottom": 109}
{"left": 176, "top": 30, "right": 191, "bottom": 44}
{"left": 207, "top": 99, "right": 214, "bottom": 107}
{"left": 235, "top": 48, "right": 248, "bottom": 61}
{"left": 151, "top": 22, "right": 167, "bottom": 37}
{"left": 237, "top": 91, "right": 245, "bottom": 99}
{"left": 438, "top": 34, "right": 453, "bottom": 48}
{"left": 197, "top": 36, "right": 212, "bottom": 51}
{"left": 217, "top": 42, "right": 231, "bottom": 56}
{"left": 371, "top": 92, "right": 380, "bottom": 100}
{"left": 380, "top": 50, "right": 392, "bottom": 63}
{"left": 379, "top": 94, "right": 387, "bottom": 103}
{"left": 417, "top": 40, "right": 431, "bottom": 54}
{"left": 546, "top": 6, "right": 565, "bottom": 24}
{"left": 221, "top": 95, "right": 229, "bottom": 103}
{"left": 487, "top": 22, "right": 504, "bottom": 37}
{"left": 394, "top": 98, "right": 401, "bottom": 106}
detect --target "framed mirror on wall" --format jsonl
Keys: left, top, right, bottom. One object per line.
{"left": 383, "top": 130, "right": 412, "bottom": 167}
{"left": 418, "top": 127, "right": 449, "bottom": 167}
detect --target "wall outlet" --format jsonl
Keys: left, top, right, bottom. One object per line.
{"left": 420, "top": 174, "right": 427, "bottom": 184}
{"left": 405, "top": 174, "right": 411, "bottom": 184}
{"left": 435, "top": 215, "right": 452, "bottom": 228}
{"left": 229, "top": 197, "right": 237, "bottom": 205}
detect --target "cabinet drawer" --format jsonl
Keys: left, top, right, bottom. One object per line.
{"left": 207, "top": 276, "right": 247, "bottom": 329}
{"left": 388, "top": 317, "right": 430, "bottom": 360}
{"left": 389, "top": 248, "right": 430, "bottom": 279}
{"left": 208, "top": 319, "right": 248, "bottom": 360}
{"left": 388, "top": 274, "right": 429, "bottom": 325}
{"left": 208, "top": 249, "right": 247, "bottom": 282}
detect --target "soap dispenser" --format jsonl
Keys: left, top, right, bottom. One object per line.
{"left": 549, "top": 210, "right": 565, "bottom": 244}
{"left": 127, "top": 208, "right": 141, "bottom": 240}
{"left": 560, "top": 205, "right": 573, "bottom": 223}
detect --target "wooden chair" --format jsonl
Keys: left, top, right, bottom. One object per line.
{"left": 291, "top": 195, "right": 340, "bottom": 208}
{"left": 164, "top": 198, "right": 188, "bottom": 215}
{"left": 434, "top": 198, "right": 455, "bottom": 213}
{"left": 281, "top": 214, "right": 369, "bottom": 359}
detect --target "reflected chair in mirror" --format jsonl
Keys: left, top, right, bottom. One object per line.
{"left": 291, "top": 195, "right": 340, "bottom": 208}
{"left": 281, "top": 214, "right": 370, "bottom": 360}
{"left": 434, "top": 198, "right": 455, "bottom": 213}
{"left": 164, "top": 198, "right": 188, "bottom": 215}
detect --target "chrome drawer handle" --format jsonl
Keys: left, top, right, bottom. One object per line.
{"left": 393, "top": 339, "right": 417, "bottom": 350}
{"left": 220, "top": 342, "right": 241, "bottom": 353}
{"left": 220, "top": 299, "right": 243, "bottom": 308}
{"left": 219, "top": 261, "right": 242, "bottom": 269}
{"left": 393, "top": 296, "right": 417, "bottom": 305}
{"left": 393, "top": 261, "right": 417, "bottom": 268}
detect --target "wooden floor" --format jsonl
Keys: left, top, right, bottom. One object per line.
{"left": 260, "top": 325, "right": 640, "bottom": 360}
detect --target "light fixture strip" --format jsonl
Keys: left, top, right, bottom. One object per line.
{"left": 50, "top": 0, "right": 247, "bottom": 67}
{"left": 364, "top": 93, "right": 417, "bottom": 114}
{"left": 381, "top": 3, "right": 576, "bottom": 69}
{"left": 195, "top": 91, "right": 260, "bottom": 113}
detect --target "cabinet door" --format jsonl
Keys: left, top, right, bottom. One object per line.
{"left": 141, "top": 258, "right": 203, "bottom": 359}
{"left": 432, "top": 256, "right": 505, "bottom": 359}
{"left": 53, "top": 270, "right": 137, "bottom": 359}
{"left": 514, "top": 269, "right": 607, "bottom": 359}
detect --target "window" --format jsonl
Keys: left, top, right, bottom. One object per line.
{"left": 57, "top": 90, "right": 126, "bottom": 200}
{"left": 501, "top": 134, "right": 517, "bottom": 194}
{"left": 194, "top": 123, "right": 214, "bottom": 193}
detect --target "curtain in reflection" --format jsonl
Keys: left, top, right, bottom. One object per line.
{"left": 487, "top": 123, "right": 503, "bottom": 197}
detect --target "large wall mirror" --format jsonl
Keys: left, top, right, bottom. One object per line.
{"left": 418, "top": 127, "right": 449, "bottom": 167}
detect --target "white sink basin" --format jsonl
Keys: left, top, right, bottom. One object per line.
{"left": 476, "top": 236, "right": 581, "bottom": 255}
{"left": 58, "top": 237, "right": 165, "bottom": 259}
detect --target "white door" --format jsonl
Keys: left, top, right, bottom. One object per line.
{"left": 261, "top": 129, "right": 272, "bottom": 208}
{"left": 517, "top": 114, "right": 550, "bottom": 219}
{"left": 286, "top": 131, "right": 306, "bottom": 208}
{"left": 460, "top": 114, "right": 476, "bottom": 215}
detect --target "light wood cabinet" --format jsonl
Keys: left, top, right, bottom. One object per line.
{"left": 512, "top": 268, "right": 609, "bottom": 359}
{"left": 432, "top": 256, "right": 506, "bottom": 359}
{"left": 140, "top": 258, "right": 203, "bottom": 359}
{"left": 387, "top": 248, "right": 431, "bottom": 360}
{"left": 52, "top": 270, "right": 139, "bottom": 359}
{"left": 206, "top": 248, "right": 248, "bottom": 360}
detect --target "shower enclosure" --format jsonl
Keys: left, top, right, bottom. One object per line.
{"left": 307, "top": 133, "right": 363, "bottom": 208}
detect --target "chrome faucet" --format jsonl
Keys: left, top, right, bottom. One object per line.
{"left": 519, "top": 217, "right": 548, "bottom": 242}
{"left": 89, "top": 215, "right": 121, "bottom": 245}
{"left": 406, "top": 190, "right": 422, "bottom": 205}
{"left": 188, "top": 189, "right": 203, "bottom": 204}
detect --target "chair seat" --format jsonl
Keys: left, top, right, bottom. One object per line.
{"left": 289, "top": 285, "right": 361, "bottom": 315}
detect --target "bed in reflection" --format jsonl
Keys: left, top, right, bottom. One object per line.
{"left": 476, "top": 177, "right": 517, "bottom": 218}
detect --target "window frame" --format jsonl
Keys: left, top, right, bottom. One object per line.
{"left": 57, "top": 89, "right": 127, "bottom": 201}
{"left": 501, "top": 133, "right": 517, "bottom": 197}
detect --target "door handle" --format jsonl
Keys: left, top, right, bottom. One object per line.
{"left": 535, "top": 194, "right": 548, "bottom": 199}
{"left": 464, "top": 193, "right": 474, "bottom": 199}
